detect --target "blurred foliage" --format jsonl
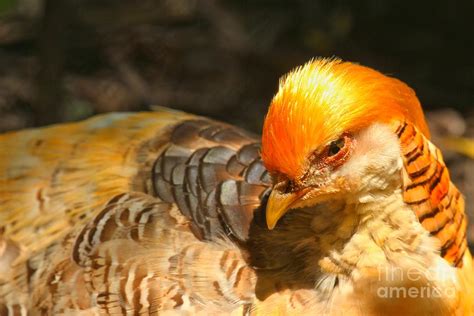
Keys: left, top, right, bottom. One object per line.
{"left": 0, "top": 0, "right": 472, "bottom": 131}
{"left": 443, "top": 137, "right": 474, "bottom": 159}
{"left": 0, "top": 0, "right": 16, "bottom": 14}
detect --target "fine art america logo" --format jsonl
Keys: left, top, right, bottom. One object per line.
{"left": 375, "top": 266, "right": 456, "bottom": 299}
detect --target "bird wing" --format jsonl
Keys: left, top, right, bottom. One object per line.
{"left": 48, "top": 192, "right": 256, "bottom": 314}
{"left": 151, "top": 118, "right": 271, "bottom": 242}
{"left": 0, "top": 111, "right": 271, "bottom": 314}
{"left": 0, "top": 111, "right": 191, "bottom": 258}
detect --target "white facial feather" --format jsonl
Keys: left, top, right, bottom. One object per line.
{"left": 335, "top": 123, "right": 403, "bottom": 202}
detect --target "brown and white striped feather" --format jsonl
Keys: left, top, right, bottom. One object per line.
{"left": 0, "top": 111, "right": 267, "bottom": 314}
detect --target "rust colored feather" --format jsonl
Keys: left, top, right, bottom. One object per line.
{"left": 396, "top": 121, "right": 467, "bottom": 267}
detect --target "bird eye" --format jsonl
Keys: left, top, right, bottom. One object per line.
{"left": 328, "top": 138, "right": 345, "bottom": 157}
{"left": 309, "top": 134, "right": 352, "bottom": 169}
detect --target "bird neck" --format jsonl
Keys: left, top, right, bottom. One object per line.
{"left": 318, "top": 189, "right": 439, "bottom": 276}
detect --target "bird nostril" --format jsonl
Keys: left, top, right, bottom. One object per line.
{"left": 283, "top": 180, "right": 295, "bottom": 194}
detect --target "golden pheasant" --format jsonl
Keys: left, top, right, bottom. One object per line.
{"left": 0, "top": 58, "right": 472, "bottom": 315}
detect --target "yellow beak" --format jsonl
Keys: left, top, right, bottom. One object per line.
{"left": 265, "top": 188, "right": 309, "bottom": 230}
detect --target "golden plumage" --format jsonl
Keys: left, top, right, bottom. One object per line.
{"left": 0, "top": 58, "right": 472, "bottom": 315}
{"left": 261, "top": 58, "right": 430, "bottom": 179}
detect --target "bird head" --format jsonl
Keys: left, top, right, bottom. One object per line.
{"left": 261, "top": 58, "right": 430, "bottom": 229}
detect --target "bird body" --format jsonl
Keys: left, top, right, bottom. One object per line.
{"left": 1, "top": 110, "right": 269, "bottom": 314}
{"left": 0, "top": 59, "right": 472, "bottom": 315}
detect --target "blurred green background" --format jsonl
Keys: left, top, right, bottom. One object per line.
{"left": 0, "top": 0, "right": 473, "bottom": 244}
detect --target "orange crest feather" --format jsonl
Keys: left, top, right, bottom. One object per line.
{"left": 261, "top": 58, "right": 430, "bottom": 179}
